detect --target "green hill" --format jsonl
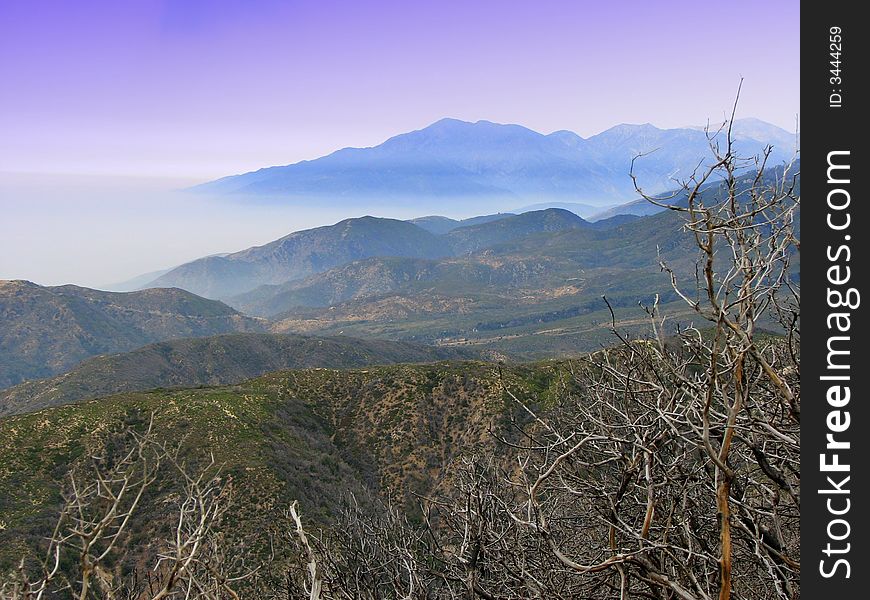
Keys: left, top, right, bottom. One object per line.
{"left": 232, "top": 207, "right": 689, "bottom": 318}
{"left": 408, "top": 213, "right": 513, "bottom": 234}
{"left": 0, "top": 281, "right": 263, "bottom": 388}
{"left": 444, "top": 207, "right": 588, "bottom": 254}
{"left": 144, "top": 209, "right": 589, "bottom": 301}
{"left": 228, "top": 168, "right": 798, "bottom": 359}
{"left": 0, "top": 361, "right": 571, "bottom": 574}
{"left": 0, "top": 333, "right": 480, "bottom": 418}
{"left": 146, "top": 216, "right": 450, "bottom": 299}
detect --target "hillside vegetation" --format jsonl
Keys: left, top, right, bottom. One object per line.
{"left": 0, "top": 281, "right": 262, "bottom": 388}
{"left": 0, "top": 360, "right": 572, "bottom": 574}
{"left": 147, "top": 209, "right": 589, "bottom": 299}
{"left": 0, "top": 333, "right": 479, "bottom": 417}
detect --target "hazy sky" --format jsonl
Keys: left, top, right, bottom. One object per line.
{"left": 1, "top": 0, "right": 799, "bottom": 179}
{"left": 0, "top": 0, "right": 799, "bottom": 287}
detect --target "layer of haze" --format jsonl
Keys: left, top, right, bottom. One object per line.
{"left": 0, "top": 0, "right": 799, "bottom": 288}
{"left": 0, "top": 173, "right": 439, "bottom": 288}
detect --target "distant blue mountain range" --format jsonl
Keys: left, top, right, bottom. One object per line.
{"left": 192, "top": 117, "right": 797, "bottom": 206}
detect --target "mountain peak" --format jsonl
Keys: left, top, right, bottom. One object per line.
{"left": 547, "top": 129, "right": 585, "bottom": 146}
{"left": 0, "top": 279, "right": 38, "bottom": 289}
{"left": 394, "top": 117, "right": 541, "bottom": 143}
{"left": 592, "top": 122, "right": 663, "bottom": 140}
{"left": 428, "top": 117, "right": 475, "bottom": 128}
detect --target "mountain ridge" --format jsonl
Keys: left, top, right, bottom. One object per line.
{"left": 0, "top": 332, "right": 480, "bottom": 417}
{"left": 0, "top": 280, "right": 263, "bottom": 388}
{"left": 190, "top": 117, "right": 796, "bottom": 206}
{"left": 144, "top": 208, "right": 589, "bottom": 300}
{"left": 146, "top": 216, "right": 449, "bottom": 299}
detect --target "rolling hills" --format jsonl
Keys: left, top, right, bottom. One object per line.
{"left": 144, "top": 208, "right": 590, "bottom": 299}
{"left": 0, "top": 281, "right": 263, "bottom": 388}
{"left": 408, "top": 213, "right": 514, "bottom": 234}
{"left": 3, "top": 166, "right": 796, "bottom": 395}
{"left": 1, "top": 163, "right": 797, "bottom": 400}
{"left": 226, "top": 205, "right": 696, "bottom": 357}
{"left": 445, "top": 207, "right": 587, "bottom": 254}
{"left": 0, "top": 333, "right": 479, "bottom": 417}
{"left": 229, "top": 166, "right": 797, "bottom": 358}
{"left": 146, "top": 216, "right": 450, "bottom": 299}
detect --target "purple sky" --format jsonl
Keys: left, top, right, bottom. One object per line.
{"left": 1, "top": 0, "right": 799, "bottom": 180}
